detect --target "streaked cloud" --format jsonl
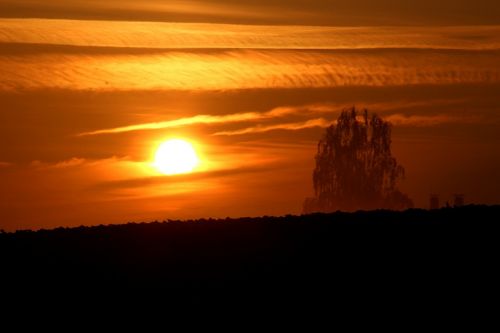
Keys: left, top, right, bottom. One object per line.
{"left": 213, "top": 114, "right": 475, "bottom": 136}
{"left": 2, "top": 48, "right": 500, "bottom": 91}
{"left": 1, "top": 19, "right": 500, "bottom": 92}
{"left": 384, "top": 114, "right": 477, "bottom": 127}
{"left": 75, "top": 101, "right": 423, "bottom": 136}
{"left": 78, "top": 99, "right": 478, "bottom": 138}
{"left": 39, "top": 157, "right": 87, "bottom": 169}
{"left": 93, "top": 164, "right": 276, "bottom": 191}
{"left": 213, "top": 118, "right": 330, "bottom": 135}
{"left": 1, "top": 1, "right": 499, "bottom": 26}
{"left": 1, "top": 19, "right": 500, "bottom": 50}
{"left": 78, "top": 106, "right": 303, "bottom": 136}
{"left": 30, "top": 156, "right": 126, "bottom": 171}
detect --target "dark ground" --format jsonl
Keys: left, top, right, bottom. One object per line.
{"left": 1, "top": 205, "right": 498, "bottom": 304}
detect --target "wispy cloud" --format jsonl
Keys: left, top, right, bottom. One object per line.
{"left": 30, "top": 156, "right": 127, "bottom": 170}
{"left": 214, "top": 113, "right": 478, "bottom": 136}
{"left": 213, "top": 118, "right": 331, "bottom": 136}
{"left": 0, "top": 161, "right": 12, "bottom": 168}
{"left": 77, "top": 99, "right": 471, "bottom": 136}
{"left": 93, "top": 164, "right": 274, "bottom": 191}
{"left": 2, "top": 19, "right": 500, "bottom": 50}
{"left": 2, "top": 2, "right": 500, "bottom": 26}
{"left": 52, "top": 157, "right": 87, "bottom": 169}
{"left": 77, "top": 106, "right": 303, "bottom": 136}
{"left": 31, "top": 158, "right": 85, "bottom": 169}
{"left": 2, "top": 20, "right": 500, "bottom": 92}
{"left": 384, "top": 114, "right": 477, "bottom": 127}
{"left": 2, "top": 48, "right": 500, "bottom": 92}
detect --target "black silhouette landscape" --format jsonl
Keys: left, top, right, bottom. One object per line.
{"left": 2, "top": 205, "right": 498, "bottom": 303}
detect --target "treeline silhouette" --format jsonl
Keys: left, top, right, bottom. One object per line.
{"left": 305, "top": 108, "right": 413, "bottom": 213}
{"left": 1, "top": 206, "right": 498, "bottom": 303}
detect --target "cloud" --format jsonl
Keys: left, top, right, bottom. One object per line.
{"left": 212, "top": 114, "right": 470, "bottom": 136}
{"left": 77, "top": 105, "right": 309, "bottom": 136}
{"left": 213, "top": 111, "right": 479, "bottom": 137}
{"left": 1, "top": 20, "right": 500, "bottom": 92}
{"left": 0, "top": 161, "right": 12, "bottom": 168}
{"left": 30, "top": 156, "right": 132, "bottom": 171}
{"left": 0, "top": 1, "right": 312, "bottom": 26}
{"left": 384, "top": 114, "right": 478, "bottom": 127}
{"left": 2, "top": 48, "right": 500, "bottom": 92}
{"left": 31, "top": 157, "right": 87, "bottom": 169}
{"left": 93, "top": 164, "right": 275, "bottom": 191}
{"left": 213, "top": 118, "right": 331, "bottom": 136}
{"left": 77, "top": 99, "right": 472, "bottom": 136}
{"left": 52, "top": 157, "right": 87, "bottom": 169}
{"left": 2, "top": 20, "right": 500, "bottom": 50}
{"left": 1, "top": 2, "right": 500, "bottom": 26}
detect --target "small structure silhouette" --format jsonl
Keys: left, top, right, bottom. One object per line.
{"left": 430, "top": 194, "right": 440, "bottom": 210}
{"left": 454, "top": 194, "right": 465, "bottom": 207}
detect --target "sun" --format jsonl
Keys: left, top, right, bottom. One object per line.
{"left": 154, "top": 139, "right": 200, "bottom": 175}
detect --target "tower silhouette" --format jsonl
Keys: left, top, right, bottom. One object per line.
{"left": 453, "top": 194, "right": 465, "bottom": 207}
{"left": 430, "top": 194, "right": 440, "bottom": 210}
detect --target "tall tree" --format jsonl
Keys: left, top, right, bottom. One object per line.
{"left": 304, "top": 107, "right": 413, "bottom": 213}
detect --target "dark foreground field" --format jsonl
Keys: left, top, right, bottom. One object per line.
{"left": 1, "top": 206, "right": 498, "bottom": 303}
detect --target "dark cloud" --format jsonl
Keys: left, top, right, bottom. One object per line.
{"left": 92, "top": 164, "right": 280, "bottom": 191}
{"left": 0, "top": 0, "right": 499, "bottom": 25}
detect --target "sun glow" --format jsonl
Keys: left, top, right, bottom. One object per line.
{"left": 154, "top": 139, "right": 200, "bottom": 175}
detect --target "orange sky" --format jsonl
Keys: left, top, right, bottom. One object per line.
{"left": 1, "top": 1, "right": 500, "bottom": 230}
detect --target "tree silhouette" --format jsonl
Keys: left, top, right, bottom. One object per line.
{"left": 304, "top": 107, "right": 413, "bottom": 213}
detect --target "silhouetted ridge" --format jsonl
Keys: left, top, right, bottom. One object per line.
{"left": 0, "top": 206, "right": 498, "bottom": 304}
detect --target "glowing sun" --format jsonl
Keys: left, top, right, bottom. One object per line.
{"left": 154, "top": 139, "right": 200, "bottom": 175}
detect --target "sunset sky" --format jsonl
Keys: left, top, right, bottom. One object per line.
{"left": 1, "top": 1, "right": 500, "bottom": 230}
